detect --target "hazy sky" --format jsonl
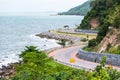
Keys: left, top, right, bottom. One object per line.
{"left": 0, "top": 0, "right": 88, "bottom": 12}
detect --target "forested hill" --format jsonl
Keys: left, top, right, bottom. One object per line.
{"left": 58, "top": 1, "right": 91, "bottom": 16}
{"left": 78, "top": 0, "right": 120, "bottom": 30}
{"left": 79, "top": 0, "right": 120, "bottom": 53}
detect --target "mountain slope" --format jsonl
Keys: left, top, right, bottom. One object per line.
{"left": 96, "top": 28, "right": 120, "bottom": 53}
{"left": 79, "top": 0, "right": 120, "bottom": 54}
{"left": 58, "top": 1, "right": 91, "bottom": 16}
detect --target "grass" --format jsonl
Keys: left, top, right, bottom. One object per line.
{"left": 51, "top": 30, "right": 97, "bottom": 40}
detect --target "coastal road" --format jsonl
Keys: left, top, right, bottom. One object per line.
{"left": 49, "top": 46, "right": 120, "bottom": 71}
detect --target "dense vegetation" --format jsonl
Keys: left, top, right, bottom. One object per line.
{"left": 107, "top": 45, "right": 120, "bottom": 54}
{"left": 7, "top": 46, "right": 120, "bottom": 80}
{"left": 11, "top": 46, "right": 92, "bottom": 80}
{"left": 78, "top": 0, "right": 120, "bottom": 29}
{"left": 79, "top": 0, "right": 120, "bottom": 53}
{"left": 58, "top": 1, "right": 91, "bottom": 16}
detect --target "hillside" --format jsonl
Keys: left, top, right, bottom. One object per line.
{"left": 58, "top": 1, "right": 91, "bottom": 16}
{"left": 96, "top": 28, "right": 120, "bottom": 54}
{"left": 80, "top": 0, "right": 120, "bottom": 54}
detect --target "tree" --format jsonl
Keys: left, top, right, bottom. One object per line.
{"left": 58, "top": 39, "right": 67, "bottom": 48}
{"left": 92, "top": 56, "right": 110, "bottom": 80}
{"left": 106, "top": 0, "right": 113, "bottom": 7}
{"left": 19, "top": 46, "right": 39, "bottom": 58}
{"left": 113, "top": 17, "right": 120, "bottom": 28}
{"left": 88, "top": 39, "right": 97, "bottom": 47}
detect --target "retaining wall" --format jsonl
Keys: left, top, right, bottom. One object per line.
{"left": 75, "top": 29, "right": 98, "bottom": 34}
{"left": 77, "top": 49, "right": 120, "bottom": 66}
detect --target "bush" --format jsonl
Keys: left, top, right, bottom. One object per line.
{"left": 11, "top": 46, "right": 93, "bottom": 80}
{"left": 88, "top": 39, "right": 97, "bottom": 47}
{"left": 108, "top": 46, "right": 120, "bottom": 54}
{"left": 10, "top": 46, "right": 120, "bottom": 80}
{"left": 57, "top": 39, "right": 67, "bottom": 48}
{"left": 106, "top": 43, "right": 112, "bottom": 51}
{"left": 83, "top": 47, "right": 92, "bottom": 51}
{"left": 81, "top": 38, "right": 88, "bottom": 42}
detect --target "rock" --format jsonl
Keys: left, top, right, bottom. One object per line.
{"left": 36, "top": 32, "right": 81, "bottom": 43}
{"left": 0, "top": 63, "right": 18, "bottom": 79}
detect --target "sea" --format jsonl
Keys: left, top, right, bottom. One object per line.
{"left": 0, "top": 12, "right": 83, "bottom": 67}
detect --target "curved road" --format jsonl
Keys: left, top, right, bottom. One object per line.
{"left": 49, "top": 46, "right": 120, "bottom": 71}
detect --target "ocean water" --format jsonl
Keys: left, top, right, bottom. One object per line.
{"left": 0, "top": 14, "right": 83, "bottom": 67}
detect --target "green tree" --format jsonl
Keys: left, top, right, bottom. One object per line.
{"left": 19, "top": 46, "right": 39, "bottom": 58}
{"left": 58, "top": 39, "right": 67, "bottom": 48}
{"left": 92, "top": 56, "right": 110, "bottom": 80}
{"left": 88, "top": 39, "right": 97, "bottom": 47}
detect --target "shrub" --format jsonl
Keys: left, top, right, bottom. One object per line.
{"left": 88, "top": 39, "right": 97, "bottom": 47}
{"left": 57, "top": 39, "right": 67, "bottom": 48}
{"left": 81, "top": 38, "right": 88, "bottom": 42}
{"left": 83, "top": 46, "right": 92, "bottom": 51}
{"left": 108, "top": 46, "right": 120, "bottom": 54}
{"left": 106, "top": 43, "right": 112, "bottom": 51}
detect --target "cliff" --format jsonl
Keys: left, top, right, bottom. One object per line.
{"left": 96, "top": 28, "right": 120, "bottom": 53}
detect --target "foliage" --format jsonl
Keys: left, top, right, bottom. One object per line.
{"left": 107, "top": 69, "right": 120, "bottom": 80}
{"left": 57, "top": 39, "right": 67, "bottom": 48}
{"left": 58, "top": 1, "right": 91, "bottom": 16}
{"left": 10, "top": 46, "right": 120, "bottom": 80}
{"left": 107, "top": 5, "right": 120, "bottom": 28}
{"left": 92, "top": 56, "right": 120, "bottom": 80}
{"left": 108, "top": 46, "right": 120, "bottom": 54}
{"left": 81, "top": 38, "right": 88, "bottom": 42}
{"left": 83, "top": 46, "right": 93, "bottom": 51}
{"left": 106, "top": 43, "right": 111, "bottom": 51}
{"left": 19, "top": 46, "right": 39, "bottom": 58}
{"left": 96, "top": 22, "right": 109, "bottom": 43}
{"left": 88, "top": 39, "right": 97, "bottom": 47}
{"left": 78, "top": 0, "right": 120, "bottom": 45}
{"left": 11, "top": 46, "right": 93, "bottom": 80}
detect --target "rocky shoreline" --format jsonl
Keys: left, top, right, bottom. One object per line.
{"left": 36, "top": 31, "right": 81, "bottom": 43}
{"left": 0, "top": 29, "right": 87, "bottom": 79}
{"left": 0, "top": 63, "right": 19, "bottom": 79}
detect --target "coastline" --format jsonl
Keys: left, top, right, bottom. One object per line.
{"left": 1, "top": 28, "right": 120, "bottom": 79}
{"left": 36, "top": 29, "right": 120, "bottom": 69}
{"left": 35, "top": 28, "right": 98, "bottom": 53}
{"left": 36, "top": 31, "right": 81, "bottom": 43}
{"left": 0, "top": 28, "right": 83, "bottom": 79}
{"left": 36, "top": 29, "right": 88, "bottom": 53}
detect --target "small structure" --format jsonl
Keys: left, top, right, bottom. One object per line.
{"left": 63, "top": 25, "right": 69, "bottom": 29}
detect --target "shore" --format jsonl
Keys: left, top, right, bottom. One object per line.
{"left": 36, "top": 29, "right": 88, "bottom": 53}
{"left": 0, "top": 28, "right": 95, "bottom": 79}
{"left": 36, "top": 31, "right": 81, "bottom": 43}
{"left": 0, "top": 63, "right": 19, "bottom": 79}
{"left": 1, "top": 28, "right": 120, "bottom": 79}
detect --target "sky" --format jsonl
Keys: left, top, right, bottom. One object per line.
{"left": 0, "top": 0, "right": 88, "bottom": 15}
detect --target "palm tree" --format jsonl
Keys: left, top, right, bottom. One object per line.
{"left": 20, "top": 46, "right": 39, "bottom": 57}
{"left": 58, "top": 39, "right": 67, "bottom": 48}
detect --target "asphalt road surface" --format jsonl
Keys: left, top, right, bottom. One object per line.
{"left": 49, "top": 46, "right": 120, "bottom": 71}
